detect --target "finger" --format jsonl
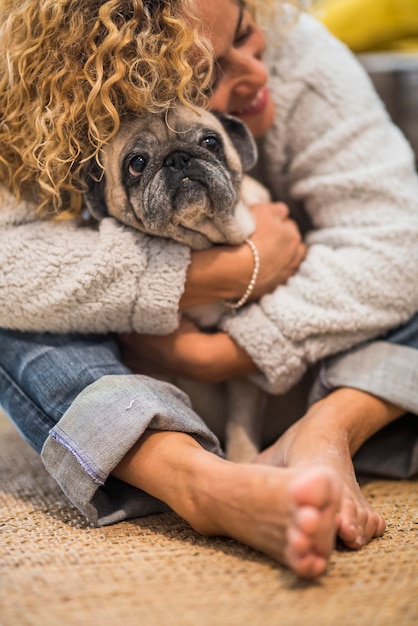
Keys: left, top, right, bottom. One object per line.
{"left": 272, "top": 202, "right": 289, "bottom": 220}
{"left": 281, "top": 218, "right": 304, "bottom": 246}
{"left": 290, "top": 244, "right": 307, "bottom": 274}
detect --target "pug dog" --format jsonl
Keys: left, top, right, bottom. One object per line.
{"left": 85, "top": 103, "right": 271, "bottom": 463}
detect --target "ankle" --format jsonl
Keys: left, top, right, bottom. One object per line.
{"left": 308, "top": 388, "right": 403, "bottom": 456}
{"left": 165, "top": 446, "right": 233, "bottom": 537}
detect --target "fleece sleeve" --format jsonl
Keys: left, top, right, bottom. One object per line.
{"left": 0, "top": 187, "right": 190, "bottom": 334}
{"left": 222, "top": 14, "right": 418, "bottom": 394}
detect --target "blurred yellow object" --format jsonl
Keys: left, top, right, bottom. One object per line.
{"left": 311, "top": 0, "right": 418, "bottom": 52}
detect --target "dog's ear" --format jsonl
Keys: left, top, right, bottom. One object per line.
{"left": 83, "top": 160, "right": 108, "bottom": 221}
{"left": 212, "top": 111, "right": 257, "bottom": 171}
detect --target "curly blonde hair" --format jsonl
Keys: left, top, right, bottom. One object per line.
{"left": 0, "top": 0, "right": 214, "bottom": 216}
{"left": 0, "top": 0, "right": 305, "bottom": 217}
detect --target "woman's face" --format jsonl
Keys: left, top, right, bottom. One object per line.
{"left": 196, "top": 0, "right": 275, "bottom": 138}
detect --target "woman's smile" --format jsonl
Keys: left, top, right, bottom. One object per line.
{"left": 231, "top": 84, "right": 270, "bottom": 117}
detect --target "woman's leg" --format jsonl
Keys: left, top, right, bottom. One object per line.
{"left": 0, "top": 329, "right": 222, "bottom": 524}
{"left": 256, "top": 313, "right": 418, "bottom": 549}
{"left": 0, "top": 328, "right": 342, "bottom": 577}
{"left": 0, "top": 329, "right": 129, "bottom": 452}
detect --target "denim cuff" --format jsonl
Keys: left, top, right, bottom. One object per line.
{"left": 310, "top": 341, "right": 418, "bottom": 414}
{"left": 41, "top": 375, "right": 223, "bottom": 526}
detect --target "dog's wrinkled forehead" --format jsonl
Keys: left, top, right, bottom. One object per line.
{"left": 104, "top": 106, "right": 242, "bottom": 176}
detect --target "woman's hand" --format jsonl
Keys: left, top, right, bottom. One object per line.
{"left": 249, "top": 202, "right": 306, "bottom": 299}
{"left": 120, "top": 202, "right": 304, "bottom": 382}
{"left": 180, "top": 201, "right": 306, "bottom": 309}
{"left": 119, "top": 317, "right": 258, "bottom": 383}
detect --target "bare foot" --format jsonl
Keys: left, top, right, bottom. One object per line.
{"left": 255, "top": 399, "right": 386, "bottom": 549}
{"left": 180, "top": 460, "right": 341, "bottom": 578}
{"left": 114, "top": 430, "right": 340, "bottom": 578}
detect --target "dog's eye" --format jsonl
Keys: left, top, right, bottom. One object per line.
{"left": 201, "top": 135, "right": 220, "bottom": 152}
{"left": 128, "top": 155, "right": 147, "bottom": 177}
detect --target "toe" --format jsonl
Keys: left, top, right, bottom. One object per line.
{"left": 291, "top": 552, "right": 329, "bottom": 579}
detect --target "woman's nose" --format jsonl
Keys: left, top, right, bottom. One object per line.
{"left": 230, "top": 56, "right": 268, "bottom": 96}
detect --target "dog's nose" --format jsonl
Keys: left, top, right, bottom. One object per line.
{"left": 164, "top": 151, "right": 192, "bottom": 171}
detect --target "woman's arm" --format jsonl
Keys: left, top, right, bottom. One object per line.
{"left": 220, "top": 15, "right": 418, "bottom": 393}
{"left": 0, "top": 187, "right": 188, "bottom": 334}
{"left": 120, "top": 317, "right": 258, "bottom": 382}
{"left": 0, "top": 188, "right": 304, "bottom": 334}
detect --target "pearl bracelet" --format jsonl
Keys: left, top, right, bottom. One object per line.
{"left": 223, "top": 238, "right": 260, "bottom": 311}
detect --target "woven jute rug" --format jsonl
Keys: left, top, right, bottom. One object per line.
{"left": 1, "top": 409, "right": 417, "bottom": 626}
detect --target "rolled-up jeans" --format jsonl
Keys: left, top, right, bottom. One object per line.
{"left": 1, "top": 315, "right": 418, "bottom": 526}
{"left": 0, "top": 331, "right": 223, "bottom": 525}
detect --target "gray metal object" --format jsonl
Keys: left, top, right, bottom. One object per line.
{"left": 359, "top": 52, "right": 418, "bottom": 164}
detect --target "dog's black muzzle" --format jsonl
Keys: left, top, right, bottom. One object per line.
{"left": 163, "top": 150, "right": 192, "bottom": 171}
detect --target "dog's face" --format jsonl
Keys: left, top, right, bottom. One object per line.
{"left": 85, "top": 105, "right": 257, "bottom": 249}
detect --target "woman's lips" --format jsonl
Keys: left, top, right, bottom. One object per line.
{"left": 232, "top": 85, "right": 269, "bottom": 118}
